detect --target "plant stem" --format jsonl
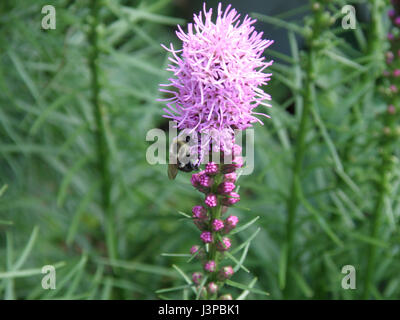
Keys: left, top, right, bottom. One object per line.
{"left": 89, "top": 0, "right": 117, "bottom": 262}
{"left": 363, "top": 160, "right": 390, "bottom": 299}
{"left": 283, "top": 1, "right": 324, "bottom": 297}
{"left": 283, "top": 48, "right": 315, "bottom": 298}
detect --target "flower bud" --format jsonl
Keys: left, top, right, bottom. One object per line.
{"left": 205, "top": 162, "right": 219, "bottom": 175}
{"left": 219, "top": 294, "right": 233, "bottom": 300}
{"left": 204, "top": 260, "right": 216, "bottom": 272}
{"left": 212, "top": 219, "right": 224, "bottom": 232}
{"left": 199, "top": 174, "right": 213, "bottom": 188}
{"left": 200, "top": 231, "right": 213, "bottom": 243}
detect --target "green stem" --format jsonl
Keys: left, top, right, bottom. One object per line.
{"left": 362, "top": 0, "right": 390, "bottom": 300}
{"left": 363, "top": 162, "right": 389, "bottom": 299}
{"left": 89, "top": 0, "right": 116, "bottom": 262}
{"left": 283, "top": 1, "right": 323, "bottom": 297}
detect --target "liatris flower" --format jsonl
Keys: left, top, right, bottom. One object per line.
{"left": 160, "top": 2, "right": 273, "bottom": 299}
{"left": 160, "top": 2, "right": 273, "bottom": 154}
{"left": 199, "top": 174, "right": 213, "bottom": 188}
{"left": 205, "top": 193, "right": 218, "bottom": 207}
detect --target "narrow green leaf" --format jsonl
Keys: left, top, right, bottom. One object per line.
{"left": 225, "top": 279, "right": 269, "bottom": 296}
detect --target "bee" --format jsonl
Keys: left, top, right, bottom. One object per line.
{"left": 168, "top": 135, "right": 199, "bottom": 180}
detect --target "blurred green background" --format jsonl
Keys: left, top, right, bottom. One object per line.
{"left": 0, "top": 0, "right": 399, "bottom": 300}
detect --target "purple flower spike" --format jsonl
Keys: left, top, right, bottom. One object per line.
{"left": 388, "top": 9, "right": 395, "bottom": 18}
{"left": 393, "top": 69, "right": 400, "bottom": 77}
{"left": 205, "top": 194, "right": 218, "bottom": 207}
{"left": 212, "top": 219, "right": 224, "bottom": 232}
{"left": 204, "top": 260, "right": 216, "bottom": 272}
{"left": 160, "top": 3, "right": 274, "bottom": 151}
{"left": 396, "top": 17, "right": 400, "bottom": 26}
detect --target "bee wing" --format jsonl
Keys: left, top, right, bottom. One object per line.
{"left": 168, "top": 164, "right": 178, "bottom": 180}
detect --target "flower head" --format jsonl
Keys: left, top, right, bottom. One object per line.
{"left": 192, "top": 205, "right": 207, "bottom": 219}
{"left": 207, "top": 282, "right": 218, "bottom": 294}
{"left": 216, "top": 237, "right": 231, "bottom": 251}
{"left": 192, "top": 272, "right": 203, "bottom": 284}
{"left": 224, "top": 215, "right": 239, "bottom": 233}
{"left": 224, "top": 172, "right": 237, "bottom": 183}
{"left": 218, "top": 181, "right": 236, "bottom": 194}
{"left": 218, "top": 265, "right": 234, "bottom": 280}
{"left": 205, "top": 162, "right": 219, "bottom": 175}
{"left": 222, "top": 191, "right": 240, "bottom": 206}
{"left": 160, "top": 3, "right": 273, "bottom": 153}
{"left": 190, "top": 245, "right": 200, "bottom": 255}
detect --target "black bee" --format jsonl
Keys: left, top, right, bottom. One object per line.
{"left": 168, "top": 135, "right": 199, "bottom": 180}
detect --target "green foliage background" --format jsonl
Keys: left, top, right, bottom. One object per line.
{"left": 0, "top": 0, "right": 399, "bottom": 299}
